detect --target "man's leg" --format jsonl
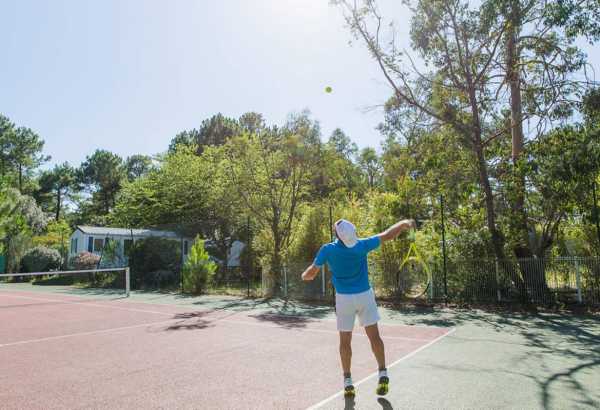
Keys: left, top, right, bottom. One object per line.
{"left": 364, "top": 323, "right": 385, "bottom": 370}
{"left": 339, "top": 331, "right": 353, "bottom": 375}
{"left": 365, "top": 324, "right": 389, "bottom": 395}
{"left": 339, "top": 331, "right": 355, "bottom": 396}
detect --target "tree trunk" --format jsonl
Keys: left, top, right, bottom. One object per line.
{"left": 467, "top": 85, "right": 529, "bottom": 300}
{"left": 506, "top": 0, "right": 531, "bottom": 259}
{"left": 506, "top": 1, "right": 551, "bottom": 303}
{"left": 272, "top": 235, "right": 283, "bottom": 296}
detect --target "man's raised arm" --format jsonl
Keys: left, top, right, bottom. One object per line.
{"left": 377, "top": 219, "right": 416, "bottom": 243}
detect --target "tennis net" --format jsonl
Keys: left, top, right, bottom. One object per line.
{"left": 0, "top": 267, "right": 130, "bottom": 297}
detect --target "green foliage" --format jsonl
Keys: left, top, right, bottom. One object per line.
{"left": 79, "top": 149, "right": 126, "bottom": 217}
{"left": 220, "top": 112, "right": 322, "bottom": 282}
{"left": 0, "top": 188, "right": 48, "bottom": 272}
{"left": 36, "top": 162, "right": 78, "bottom": 220}
{"left": 21, "top": 246, "right": 62, "bottom": 273}
{"left": 0, "top": 116, "right": 48, "bottom": 193}
{"left": 287, "top": 204, "right": 331, "bottom": 262}
{"left": 111, "top": 145, "right": 230, "bottom": 246}
{"left": 182, "top": 238, "right": 217, "bottom": 294}
{"left": 358, "top": 147, "right": 382, "bottom": 189}
{"left": 129, "top": 237, "right": 182, "bottom": 289}
{"left": 125, "top": 155, "right": 155, "bottom": 181}
{"left": 168, "top": 113, "right": 251, "bottom": 155}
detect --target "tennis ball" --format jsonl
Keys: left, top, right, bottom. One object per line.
{"left": 325, "top": 86, "right": 333, "bottom": 93}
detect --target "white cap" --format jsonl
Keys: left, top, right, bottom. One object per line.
{"left": 335, "top": 219, "right": 358, "bottom": 248}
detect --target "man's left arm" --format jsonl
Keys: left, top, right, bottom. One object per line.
{"left": 301, "top": 264, "right": 320, "bottom": 281}
{"left": 302, "top": 245, "right": 327, "bottom": 281}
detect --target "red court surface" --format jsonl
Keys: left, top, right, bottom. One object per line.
{"left": 0, "top": 290, "right": 451, "bottom": 410}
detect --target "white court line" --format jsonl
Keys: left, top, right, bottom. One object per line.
{"left": 306, "top": 327, "right": 457, "bottom": 410}
{"left": 0, "top": 293, "right": 439, "bottom": 346}
{"left": 0, "top": 319, "right": 176, "bottom": 348}
{"left": 0, "top": 290, "right": 446, "bottom": 330}
{"left": 0, "top": 291, "right": 449, "bottom": 345}
{"left": 0, "top": 292, "right": 175, "bottom": 317}
{"left": 0, "top": 315, "right": 438, "bottom": 349}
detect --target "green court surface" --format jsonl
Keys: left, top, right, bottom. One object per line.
{"left": 2, "top": 283, "right": 599, "bottom": 409}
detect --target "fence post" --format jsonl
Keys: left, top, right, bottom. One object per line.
{"left": 575, "top": 257, "right": 583, "bottom": 304}
{"left": 495, "top": 259, "right": 501, "bottom": 302}
{"left": 428, "top": 263, "right": 434, "bottom": 301}
{"left": 125, "top": 267, "right": 130, "bottom": 297}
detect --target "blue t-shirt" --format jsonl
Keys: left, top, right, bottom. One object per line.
{"left": 313, "top": 236, "right": 381, "bottom": 294}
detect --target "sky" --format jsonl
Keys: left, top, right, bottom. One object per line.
{"left": 1, "top": 0, "right": 599, "bottom": 169}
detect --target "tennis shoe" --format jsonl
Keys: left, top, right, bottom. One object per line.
{"left": 344, "top": 385, "right": 356, "bottom": 397}
{"left": 376, "top": 376, "right": 389, "bottom": 396}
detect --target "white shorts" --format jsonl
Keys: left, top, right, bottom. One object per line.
{"left": 335, "top": 288, "right": 380, "bottom": 332}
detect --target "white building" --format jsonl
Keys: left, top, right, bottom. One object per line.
{"left": 69, "top": 226, "right": 195, "bottom": 263}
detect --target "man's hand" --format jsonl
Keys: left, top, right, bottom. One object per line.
{"left": 301, "top": 264, "right": 320, "bottom": 281}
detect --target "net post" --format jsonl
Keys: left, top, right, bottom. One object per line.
{"left": 125, "top": 267, "right": 131, "bottom": 297}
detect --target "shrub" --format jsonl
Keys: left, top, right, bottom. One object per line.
{"left": 22, "top": 246, "right": 62, "bottom": 272}
{"left": 70, "top": 251, "right": 101, "bottom": 270}
{"left": 182, "top": 237, "right": 217, "bottom": 294}
{"left": 130, "top": 237, "right": 181, "bottom": 289}
{"left": 148, "top": 269, "right": 177, "bottom": 288}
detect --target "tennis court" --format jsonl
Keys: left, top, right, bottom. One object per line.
{"left": 1, "top": 281, "right": 599, "bottom": 409}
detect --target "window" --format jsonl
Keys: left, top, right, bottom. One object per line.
{"left": 124, "top": 239, "right": 133, "bottom": 256}
{"left": 71, "top": 238, "right": 78, "bottom": 254}
{"left": 93, "top": 238, "right": 104, "bottom": 252}
{"left": 88, "top": 237, "right": 94, "bottom": 252}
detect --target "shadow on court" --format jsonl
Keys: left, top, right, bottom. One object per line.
{"left": 362, "top": 306, "right": 600, "bottom": 410}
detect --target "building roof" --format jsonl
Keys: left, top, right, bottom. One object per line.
{"left": 76, "top": 226, "right": 183, "bottom": 239}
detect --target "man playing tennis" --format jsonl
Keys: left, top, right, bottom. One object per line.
{"left": 301, "top": 218, "right": 415, "bottom": 397}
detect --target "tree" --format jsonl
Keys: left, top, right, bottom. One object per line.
{"left": 327, "top": 128, "right": 358, "bottom": 161}
{"left": 0, "top": 189, "right": 18, "bottom": 256}
{"left": 0, "top": 189, "right": 48, "bottom": 272}
{"left": 79, "top": 150, "right": 125, "bottom": 218}
{"left": 335, "top": 0, "right": 510, "bottom": 262}
{"left": 182, "top": 237, "right": 218, "bottom": 294}
{"left": 168, "top": 129, "right": 200, "bottom": 153}
{"left": 358, "top": 147, "right": 381, "bottom": 188}
{"left": 33, "top": 219, "right": 72, "bottom": 269}
{"left": 0, "top": 114, "right": 16, "bottom": 183}
{"left": 239, "top": 112, "right": 266, "bottom": 134}
{"left": 37, "top": 163, "right": 79, "bottom": 220}
{"left": 479, "top": 0, "right": 590, "bottom": 259}
{"left": 168, "top": 114, "right": 242, "bottom": 155}
{"left": 113, "top": 147, "right": 214, "bottom": 232}
{"left": 223, "top": 123, "right": 317, "bottom": 287}
{"left": 6, "top": 127, "right": 48, "bottom": 193}
{"left": 125, "top": 155, "right": 155, "bottom": 181}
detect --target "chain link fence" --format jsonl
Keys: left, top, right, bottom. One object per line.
{"left": 270, "top": 256, "right": 600, "bottom": 307}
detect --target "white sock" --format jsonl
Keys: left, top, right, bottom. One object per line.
{"left": 344, "top": 377, "right": 353, "bottom": 387}
{"left": 378, "top": 369, "right": 388, "bottom": 379}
